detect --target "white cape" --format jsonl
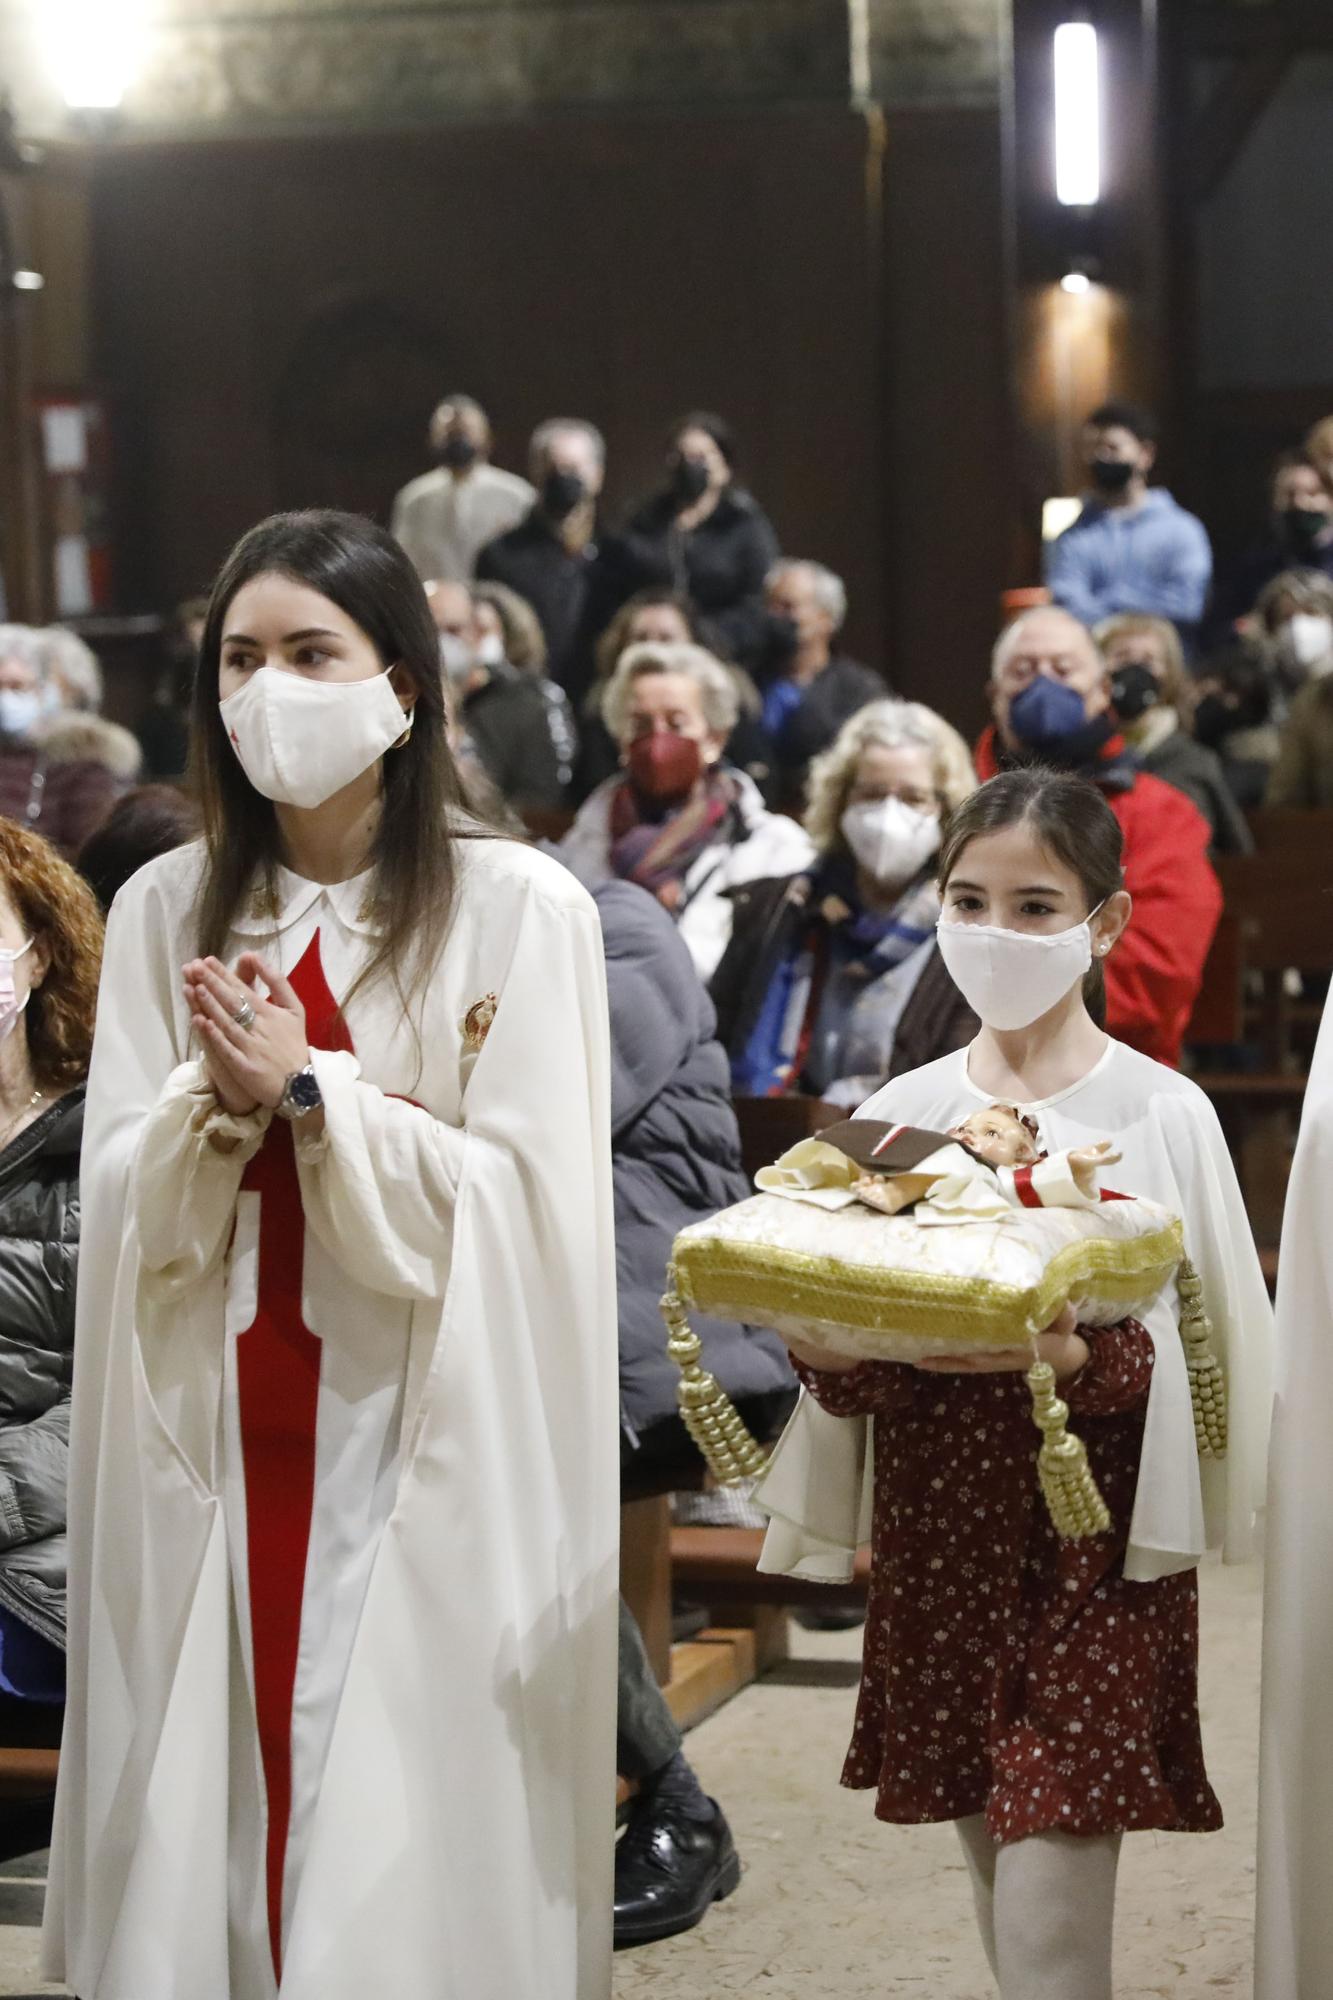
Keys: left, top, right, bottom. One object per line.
{"left": 43, "top": 836, "right": 619, "bottom": 2000}
{"left": 758, "top": 1039, "right": 1272, "bottom": 1586}
{"left": 1256, "top": 990, "right": 1333, "bottom": 2000}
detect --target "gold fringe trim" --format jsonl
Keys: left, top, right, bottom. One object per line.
{"left": 661, "top": 1284, "right": 769, "bottom": 1486}
{"left": 674, "top": 1217, "right": 1184, "bottom": 1353}
{"left": 1027, "top": 1360, "right": 1111, "bottom": 1539}
{"left": 1177, "top": 1252, "right": 1227, "bottom": 1459}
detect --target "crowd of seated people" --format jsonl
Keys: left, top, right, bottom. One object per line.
{"left": 7, "top": 380, "right": 1333, "bottom": 1965}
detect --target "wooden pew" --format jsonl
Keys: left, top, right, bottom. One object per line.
{"left": 732, "top": 1093, "right": 843, "bottom": 1186}
{"left": 1246, "top": 806, "right": 1333, "bottom": 856}
{"left": 1209, "top": 852, "right": 1333, "bottom": 1070}
{"left": 671, "top": 1526, "right": 870, "bottom": 1612}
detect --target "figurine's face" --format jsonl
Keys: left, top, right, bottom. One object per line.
{"left": 951, "top": 1106, "right": 1039, "bottom": 1167}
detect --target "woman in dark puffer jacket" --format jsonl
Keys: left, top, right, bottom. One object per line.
{"left": 0, "top": 818, "right": 102, "bottom": 1707}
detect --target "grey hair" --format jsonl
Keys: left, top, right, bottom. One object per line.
{"left": 804, "top": 697, "right": 978, "bottom": 854}
{"left": 602, "top": 641, "right": 740, "bottom": 744}
{"left": 529, "top": 417, "right": 606, "bottom": 471}
{"left": 990, "top": 605, "right": 1100, "bottom": 684}
{"left": 768, "top": 558, "right": 847, "bottom": 633}
{"left": 37, "top": 626, "right": 103, "bottom": 710}
{"left": 1256, "top": 567, "right": 1333, "bottom": 626}
{"left": 0, "top": 626, "right": 50, "bottom": 679}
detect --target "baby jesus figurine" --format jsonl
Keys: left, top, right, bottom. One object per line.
{"left": 757, "top": 1104, "right": 1121, "bottom": 1225}
{"left": 836, "top": 1105, "right": 1121, "bottom": 1220}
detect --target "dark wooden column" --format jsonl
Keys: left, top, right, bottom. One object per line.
{"left": 1004, "top": 0, "right": 1167, "bottom": 585}
{"left": 0, "top": 116, "right": 48, "bottom": 622}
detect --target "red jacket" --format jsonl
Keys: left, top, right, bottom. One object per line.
{"left": 974, "top": 730, "right": 1222, "bottom": 1068}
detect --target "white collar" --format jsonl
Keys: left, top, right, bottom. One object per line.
{"left": 960, "top": 1037, "right": 1116, "bottom": 1113}
{"left": 231, "top": 863, "right": 380, "bottom": 939}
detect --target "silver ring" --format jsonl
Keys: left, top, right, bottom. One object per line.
{"left": 233, "top": 999, "right": 256, "bottom": 1032}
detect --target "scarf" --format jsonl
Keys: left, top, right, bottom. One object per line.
{"left": 733, "top": 857, "right": 941, "bottom": 1098}
{"left": 608, "top": 766, "right": 740, "bottom": 899}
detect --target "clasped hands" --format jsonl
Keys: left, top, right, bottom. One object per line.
{"left": 788, "top": 1302, "right": 1089, "bottom": 1384}
{"left": 182, "top": 954, "right": 311, "bottom": 1116}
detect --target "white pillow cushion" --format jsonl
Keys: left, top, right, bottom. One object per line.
{"left": 672, "top": 1192, "right": 1183, "bottom": 1361}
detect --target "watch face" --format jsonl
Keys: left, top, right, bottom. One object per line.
{"left": 287, "top": 1067, "right": 323, "bottom": 1114}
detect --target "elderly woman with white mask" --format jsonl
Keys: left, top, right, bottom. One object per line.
{"left": 1259, "top": 570, "right": 1333, "bottom": 807}
{"left": 559, "top": 640, "right": 813, "bottom": 980}
{"left": 710, "top": 699, "right": 977, "bottom": 1103}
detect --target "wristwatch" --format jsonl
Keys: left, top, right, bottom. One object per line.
{"left": 276, "top": 1062, "right": 323, "bottom": 1122}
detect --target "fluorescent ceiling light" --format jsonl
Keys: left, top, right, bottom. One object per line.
{"left": 41, "top": 0, "right": 148, "bottom": 111}
{"left": 1054, "top": 22, "right": 1100, "bottom": 206}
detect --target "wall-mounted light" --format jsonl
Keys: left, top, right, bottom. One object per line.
{"left": 1060, "top": 270, "right": 1091, "bottom": 296}
{"left": 1042, "top": 497, "right": 1083, "bottom": 542}
{"left": 1053, "top": 22, "right": 1100, "bottom": 207}
{"left": 41, "top": 0, "right": 147, "bottom": 112}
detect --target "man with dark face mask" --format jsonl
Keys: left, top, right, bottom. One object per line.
{"left": 1044, "top": 401, "right": 1212, "bottom": 645}
{"left": 476, "top": 418, "right": 619, "bottom": 707}
{"left": 975, "top": 605, "right": 1221, "bottom": 1067}
{"left": 390, "top": 393, "right": 534, "bottom": 584}
{"left": 608, "top": 413, "right": 780, "bottom": 670}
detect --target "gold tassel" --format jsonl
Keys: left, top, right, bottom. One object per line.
{"left": 1177, "top": 1253, "right": 1227, "bottom": 1459}
{"left": 1027, "top": 1359, "right": 1111, "bottom": 1539}
{"left": 661, "top": 1285, "right": 769, "bottom": 1486}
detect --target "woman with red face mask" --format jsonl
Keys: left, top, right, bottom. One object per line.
{"left": 559, "top": 642, "right": 814, "bottom": 980}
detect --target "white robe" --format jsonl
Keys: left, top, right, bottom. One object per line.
{"left": 43, "top": 835, "right": 619, "bottom": 2000}
{"left": 1255, "top": 991, "right": 1333, "bottom": 2000}
{"left": 757, "top": 1038, "right": 1272, "bottom": 1586}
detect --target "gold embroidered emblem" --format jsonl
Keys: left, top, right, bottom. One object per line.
{"left": 462, "top": 992, "right": 499, "bottom": 1052}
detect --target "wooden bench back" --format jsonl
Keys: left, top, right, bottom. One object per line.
{"left": 1247, "top": 807, "right": 1333, "bottom": 856}
{"left": 732, "top": 1094, "right": 843, "bottom": 1187}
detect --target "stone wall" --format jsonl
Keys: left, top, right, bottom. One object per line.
{"left": 2, "top": 0, "right": 854, "bottom": 137}
{"left": 869, "top": 0, "right": 1005, "bottom": 107}
{"left": 1, "top": 0, "right": 1004, "bottom": 137}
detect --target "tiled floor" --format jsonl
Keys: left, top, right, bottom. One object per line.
{"left": 0, "top": 1557, "right": 1262, "bottom": 1998}
{"left": 0, "top": 1851, "right": 63, "bottom": 1998}
{"left": 613, "top": 1557, "right": 1263, "bottom": 1999}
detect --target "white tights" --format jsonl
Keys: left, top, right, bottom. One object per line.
{"left": 955, "top": 1815, "right": 1121, "bottom": 2000}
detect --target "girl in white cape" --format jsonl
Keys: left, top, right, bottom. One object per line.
{"left": 757, "top": 768, "right": 1271, "bottom": 2000}
{"left": 1255, "top": 984, "right": 1333, "bottom": 1999}
{"left": 43, "top": 511, "right": 620, "bottom": 2000}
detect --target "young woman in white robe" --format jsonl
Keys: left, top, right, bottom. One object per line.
{"left": 1255, "top": 986, "right": 1333, "bottom": 2000}
{"left": 43, "top": 511, "right": 620, "bottom": 2000}
{"left": 757, "top": 769, "right": 1271, "bottom": 2000}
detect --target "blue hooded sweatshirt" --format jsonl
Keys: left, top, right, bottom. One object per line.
{"left": 1044, "top": 486, "right": 1213, "bottom": 632}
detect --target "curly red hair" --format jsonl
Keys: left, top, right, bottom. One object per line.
{"left": 0, "top": 818, "right": 104, "bottom": 1091}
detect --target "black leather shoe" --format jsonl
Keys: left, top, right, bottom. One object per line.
{"left": 613, "top": 1795, "right": 741, "bottom": 1949}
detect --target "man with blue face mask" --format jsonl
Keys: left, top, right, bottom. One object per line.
{"left": 975, "top": 605, "right": 1221, "bottom": 1067}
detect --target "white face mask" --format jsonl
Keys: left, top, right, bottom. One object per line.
{"left": 936, "top": 903, "right": 1104, "bottom": 1031}
{"left": 0, "top": 939, "right": 33, "bottom": 1045}
{"left": 219, "top": 666, "right": 410, "bottom": 810}
{"left": 1280, "top": 613, "right": 1333, "bottom": 673}
{"left": 840, "top": 796, "right": 940, "bottom": 884}
{"left": 475, "top": 632, "right": 506, "bottom": 670}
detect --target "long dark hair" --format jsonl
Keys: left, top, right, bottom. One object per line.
{"left": 937, "top": 769, "right": 1125, "bottom": 1022}
{"left": 191, "top": 509, "right": 468, "bottom": 1011}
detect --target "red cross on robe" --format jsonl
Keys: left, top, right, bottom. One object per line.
{"left": 235, "top": 931, "right": 351, "bottom": 1983}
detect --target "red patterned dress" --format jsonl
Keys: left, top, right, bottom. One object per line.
{"left": 795, "top": 1320, "right": 1221, "bottom": 1842}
